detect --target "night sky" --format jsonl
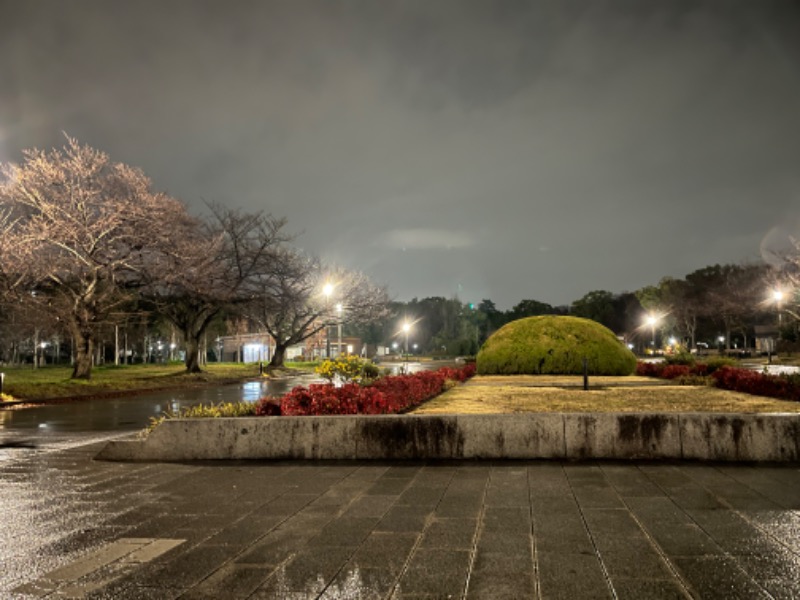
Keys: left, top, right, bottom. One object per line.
{"left": 2, "top": 0, "right": 799, "bottom": 309}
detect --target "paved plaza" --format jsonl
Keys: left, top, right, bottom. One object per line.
{"left": 2, "top": 441, "right": 800, "bottom": 599}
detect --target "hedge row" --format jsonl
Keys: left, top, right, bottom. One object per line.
{"left": 711, "top": 367, "right": 800, "bottom": 403}
{"left": 255, "top": 364, "right": 476, "bottom": 416}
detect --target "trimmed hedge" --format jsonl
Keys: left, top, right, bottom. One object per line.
{"left": 711, "top": 367, "right": 800, "bottom": 402}
{"left": 477, "top": 315, "right": 636, "bottom": 376}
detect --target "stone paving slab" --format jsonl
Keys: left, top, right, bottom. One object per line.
{"left": 2, "top": 442, "right": 800, "bottom": 598}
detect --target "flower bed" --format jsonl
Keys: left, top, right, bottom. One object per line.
{"left": 256, "top": 364, "right": 476, "bottom": 416}
{"left": 637, "top": 361, "right": 800, "bottom": 403}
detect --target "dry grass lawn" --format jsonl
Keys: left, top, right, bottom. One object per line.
{"left": 411, "top": 375, "right": 800, "bottom": 414}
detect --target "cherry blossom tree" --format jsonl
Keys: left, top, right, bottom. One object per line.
{"left": 0, "top": 137, "right": 192, "bottom": 378}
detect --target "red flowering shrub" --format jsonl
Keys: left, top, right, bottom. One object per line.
{"left": 711, "top": 367, "right": 800, "bottom": 402}
{"left": 636, "top": 362, "right": 663, "bottom": 377}
{"left": 259, "top": 364, "right": 476, "bottom": 416}
{"left": 659, "top": 365, "right": 693, "bottom": 380}
{"left": 638, "top": 360, "right": 800, "bottom": 402}
{"left": 637, "top": 361, "right": 710, "bottom": 379}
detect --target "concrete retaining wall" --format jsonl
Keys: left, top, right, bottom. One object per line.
{"left": 96, "top": 413, "right": 800, "bottom": 462}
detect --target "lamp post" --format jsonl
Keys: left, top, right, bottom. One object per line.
{"left": 402, "top": 322, "right": 411, "bottom": 372}
{"left": 336, "top": 303, "right": 343, "bottom": 358}
{"left": 323, "top": 283, "right": 333, "bottom": 358}
{"left": 645, "top": 315, "right": 658, "bottom": 354}
{"left": 774, "top": 290, "right": 784, "bottom": 329}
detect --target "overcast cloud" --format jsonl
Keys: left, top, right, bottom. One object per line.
{"left": 2, "top": 0, "right": 799, "bottom": 308}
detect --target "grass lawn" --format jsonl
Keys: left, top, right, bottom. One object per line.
{"left": 0, "top": 362, "right": 281, "bottom": 402}
{"left": 411, "top": 375, "right": 800, "bottom": 414}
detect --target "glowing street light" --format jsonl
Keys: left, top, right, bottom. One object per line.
{"left": 336, "top": 302, "right": 343, "bottom": 357}
{"left": 323, "top": 283, "right": 334, "bottom": 358}
{"left": 402, "top": 321, "right": 411, "bottom": 370}
{"left": 645, "top": 314, "right": 659, "bottom": 351}
{"left": 773, "top": 289, "right": 784, "bottom": 330}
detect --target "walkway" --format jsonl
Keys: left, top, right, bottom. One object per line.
{"left": 2, "top": 443, "right": 799, "bottom": 598}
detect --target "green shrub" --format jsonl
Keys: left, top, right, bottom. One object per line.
{"left": 143, "top": 401, "right": 257, "bottom": 436}
{"left": 362, "top": 362, "right": 380, "bottom": 379}
{"left": 664, "top": 352, "right": 696, "bottom": 366}
{"left": 477, "top": 316, "right": 636, "bottom": 376}
{"left": 673, "top": 374, "right": 712, "bottom": 386}
{"left": 704, "top": 356, "right": 738, "bottom": 373}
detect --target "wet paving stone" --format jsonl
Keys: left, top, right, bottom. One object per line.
{"left": 3, "top": 445, "right": 800, "bottom": 598}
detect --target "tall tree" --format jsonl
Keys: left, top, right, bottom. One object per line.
{"left": 0, "top": 137, "right": 189, "bottom": 378}
{"left": 571, "top": 290, "right": 616, "bottom": 329}
{"left": 685, "top": 264, "right": 765, "bottom": 349}
{"left": 509, "top": 299, "right": 554, "bottom": 320}
{"left": 244, "top": 254, "right": 389, "bottom": 368}
{"left": 144, "top": 204, "right": 289, "bottom": 373}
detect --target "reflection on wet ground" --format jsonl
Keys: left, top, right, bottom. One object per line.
{"left": 0, "top": 375, "right": 318, "bottom": 434}
{"left": 1, "top": 441, "right": 800, "bottom": 598}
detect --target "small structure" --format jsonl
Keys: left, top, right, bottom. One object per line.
{"left": 754, "top": 325, "right": 779, "bottom": 354}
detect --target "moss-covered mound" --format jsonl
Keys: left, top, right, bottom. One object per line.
{"left": 477, "top": 316, "right": 636, "bottom": 376}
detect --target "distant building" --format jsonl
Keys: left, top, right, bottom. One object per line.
{"left": 215, "top": 331, "right": 366, "bottom": 362}
{"left": 754, "top": 325, "right": 779, "bottom": 353}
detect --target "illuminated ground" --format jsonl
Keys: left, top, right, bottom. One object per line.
{"left": 411, "top": 375, "right": 800, "bottom": 414}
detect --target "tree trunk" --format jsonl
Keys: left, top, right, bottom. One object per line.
{"left": 269, "top": 343, "right": 288, "bottom": 368}
{"left": 71, "top": 329, "right": 94, "bottom": 379}
{"left": 184, "top": 332, "right": 203, "bottom": 373}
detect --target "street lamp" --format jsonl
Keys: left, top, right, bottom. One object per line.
{"left": 336, "top": 303, "right": 343, "bottom": 358}
{"left": 774, "top": 289, "right": 784, "bottom": 329}
{"left": 645, "top": 315, "right": 658, "bottom": 353}
{"left": 323, "top": 283, "right": 333, "bottom": 358}
{"left": 402, "top": 322, "right": 411, "bottom": 371}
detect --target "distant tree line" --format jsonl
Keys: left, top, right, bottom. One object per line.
{"left": 355, "top": 261, "right": 794, "bottom": 357}
{"left": 0, "top": 137, "right": 388, "bottom": 378}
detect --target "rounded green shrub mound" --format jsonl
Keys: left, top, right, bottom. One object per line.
{"left": 477, "top": 316, "right": 637, "bottom": 376}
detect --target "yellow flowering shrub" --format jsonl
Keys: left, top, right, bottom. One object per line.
{"left": 315, "top": 356, "right": 371, "bottom": 383}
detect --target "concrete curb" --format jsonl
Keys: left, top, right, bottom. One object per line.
{"left": 95, "top": 412, "right": 800, "bottom": 462}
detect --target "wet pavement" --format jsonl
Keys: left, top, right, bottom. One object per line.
{"left": 2, "top": 441, "right": 800, "bottom": 599}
